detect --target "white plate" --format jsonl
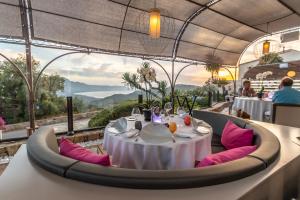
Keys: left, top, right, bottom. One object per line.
{"left": 124, "top": 129, "right": 139, "bottom": 138}
{"left": 175, "top": 132, "right": 197, "bottom": 138}
{"left": 194, "top": 126, "right": 210, "bottom": 134}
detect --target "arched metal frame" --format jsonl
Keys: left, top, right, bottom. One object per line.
{"left": 33, "top": 51, "right": 86, "bottom": 96}
{"left": 0, "top": 0, "right": 299, "bottom": 129}
{"left": 144, "top": 58, "right": 198, "bottom": 111}
{"left": 0, "top": 52, "right": 31, "bottom": 92}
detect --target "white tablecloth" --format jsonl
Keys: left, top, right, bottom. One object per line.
{"left": 232, "top": 97, "right": 273, "bottom": 121}
{"left": 103, "top": 116, "right": 212, "bottom": 170}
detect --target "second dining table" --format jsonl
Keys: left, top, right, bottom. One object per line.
{"left": 103, "top": 115, "right": 212, "bottom": 170}
{"left": 232, "top": 97, "right": 273, "bottom": 121}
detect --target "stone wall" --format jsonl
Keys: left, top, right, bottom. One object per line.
{"left": 0, "top": 129, "right": 104, "bottom": 157}
{"left": 4, "top": 111, "right": 99, "bottom": 132}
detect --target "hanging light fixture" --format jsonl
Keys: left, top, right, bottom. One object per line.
{"left": 262, "top": 40, "right": 270, "bottom": 54}
{"left": 149, "top": 1, "right": 160, "bottom": 38}
{"left": 287, "top": 70, "right": 296, "bottom": 77}
{"left": 262, "top": 22, "right": 271, "bottom": 55}
{"left": 135, "top": 0, "right": 175, "bottom": 54}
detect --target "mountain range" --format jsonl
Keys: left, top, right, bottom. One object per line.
{"left": 62, "top": 79, "right": 199, "bottom": 107}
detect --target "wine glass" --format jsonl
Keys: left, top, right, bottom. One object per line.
{"left": 160, "top": 109, "right": 166, "bottom": 123}
{"left": 164, "top": 102, "right": 172, "bottom": 122}
{"left": 177, "top": 106, "right": 186, "bottom": 118}
{"left": 131, "top": 107, "right": 141, "bottom": 120}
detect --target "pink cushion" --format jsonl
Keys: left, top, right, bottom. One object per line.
{"left": 0, "top": 117, "right": 5, "bottom": 129}
{"left": 197, "top": 145, "right": 257, "bottom": 167}
{"left": 221, "top": 120, "right": 254, "bottom": 149}
{"left": 59, "top": 137, "right": 110, "bottom": 166}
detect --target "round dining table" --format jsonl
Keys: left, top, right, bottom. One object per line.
{"left": 103, "top": 116, "right": 212, "bottom": 170}
{"left": 232, "top": 97, "right": 273, "bottom": 121}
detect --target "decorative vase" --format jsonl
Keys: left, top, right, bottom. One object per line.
{"left": 143, "top": 109, "right": 152, "bottom": 121}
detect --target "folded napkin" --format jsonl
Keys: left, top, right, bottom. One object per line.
{"left": 140, "top": 123, "right": 172, "bottom": 144}
{"left": 108, "top": 117, "right": 127, "bottom": 134}
{"left": 192, "top": 118, "right": 204, "bottom": 127}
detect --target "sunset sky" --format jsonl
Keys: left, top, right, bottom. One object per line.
{"left": 1, "top": 31, "right": 300, "bottom": 87}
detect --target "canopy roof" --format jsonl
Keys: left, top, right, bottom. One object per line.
{"left": 1, "top": 0, "right": 300, "bottom": 65}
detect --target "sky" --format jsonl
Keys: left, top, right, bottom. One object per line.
{"left": 1, "top": 28, "right": 300, "bottom": 87}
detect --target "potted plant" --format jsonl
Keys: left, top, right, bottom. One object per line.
{"left": 255, "top": 71, "right": 273, "bottom": 99}
{"left": 122, "top": 62, "right": 167, "bottom": 121}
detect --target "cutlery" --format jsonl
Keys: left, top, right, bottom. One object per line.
{"left": 172, "top": 135, "right": 176, "bottom": 143}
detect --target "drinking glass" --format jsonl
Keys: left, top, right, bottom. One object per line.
{"left": 164, "top": 102, "right": 172, "bottom": 122}
{"left": 177, "top": 106, "right": 186, "bottom": 118}
{"left": 160, "top": 109, "right": 166, "bottom": 123}
{"left": 131, "top": 107, "right": 141, "bottom": 120}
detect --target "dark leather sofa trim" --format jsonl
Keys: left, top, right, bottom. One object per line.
{"left": 26, "top": 111, "right": 280, "bottom": 189}
{"left": 27, "top": 127, "right": 78, "bottom": 176}
{"left": 65, "top": 156, "right": 265, "bottom": 189}
{"left": 246, "top": 122, "right": 280, "bottom": 166}
{"left": 192, "top": 110, "right": 248, "bottom": 135}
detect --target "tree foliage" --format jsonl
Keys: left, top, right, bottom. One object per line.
{"left": 122, "top": 62, "right": 167, "bottom": 108}
{"left": 0, "top": 55, "right": 84, "bottom": 123}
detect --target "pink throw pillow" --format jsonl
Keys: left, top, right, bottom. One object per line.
{"left": 197, "top": 145, "right": 257, "bottom": 167}
{"left": 59, "top": 137, "right": 110, "bottom": 166}
{"left": 221, "top": 120, "right": 254, "bottom": 149}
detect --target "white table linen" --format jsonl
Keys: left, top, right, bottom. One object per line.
{"left": 232, "top": 97, "right": 273, "bottom": 121}
{"left": 103, "top": 116, "right": 212, "bottom": 170}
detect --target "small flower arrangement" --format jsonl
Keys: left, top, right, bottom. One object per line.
{"left": 256, "top": 71, "right": 273, "bottom": 80}
{"left": 137, "top": 65, "right": 156, "bottom": 83}
{"left": 255, "top": 71, "right": 273, "bottom": 95}
{"left": 136, "top": 63, "right": 157, "bottom": 109}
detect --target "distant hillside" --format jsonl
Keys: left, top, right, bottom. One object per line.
{"left": 75, "top": 91, "right": 140, "bottom": 107}
{"left": 62, "top": 79, "right": 200, "bottom": 107}
{"left": 172, "top": 84, "right": 199, "bottom": 92}
{"left": 62, "top": 79, "right": 129, "bottom": 95}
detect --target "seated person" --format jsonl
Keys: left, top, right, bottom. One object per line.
{"left": 272, "top": 76, "right": 300, "bottom": 104}
{"left": 238, "top": 80, "right": 256, "bottom": 97}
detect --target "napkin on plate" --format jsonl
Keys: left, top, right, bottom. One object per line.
{"left": 107, "top": 117, "right": 127, "bottom": 134}
{"left": 140, "top": 123, "right": 172, "bottom": 144}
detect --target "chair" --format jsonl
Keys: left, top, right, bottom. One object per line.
{"left": 272, "top": 103, "right": 300, "bottom": 128}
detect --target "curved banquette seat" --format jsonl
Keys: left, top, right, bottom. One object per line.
{"left": 27, "top": 111, "right": 280, "bottom": 189}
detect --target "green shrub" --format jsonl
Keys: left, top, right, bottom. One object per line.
{"left": 88, "top": 109, "right": 112, "bottom": 127}
{"left": 88, "top": 101, "right": 138, "bottom": 128}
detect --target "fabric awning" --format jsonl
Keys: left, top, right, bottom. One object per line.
{"left": 1, "top": 0, "right": 300, "bottom": 65}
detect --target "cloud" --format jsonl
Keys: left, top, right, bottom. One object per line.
{"left": 99, "top": 63, "right": 112, "bottom": 71}
{"left": 45, "top": 66, "right": 124, "bottom": 79}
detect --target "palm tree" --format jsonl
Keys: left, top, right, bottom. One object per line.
{"left": 205, "top": 63, "right": 220, "bottom": 79}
